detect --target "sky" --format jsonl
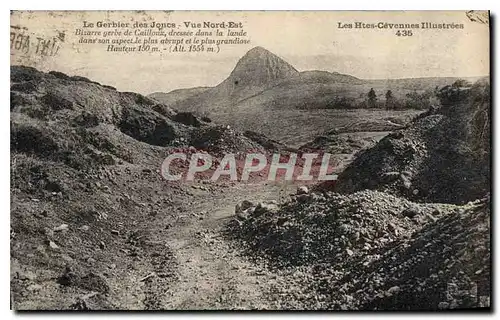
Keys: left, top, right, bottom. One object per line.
{"left": 11, "top": 11, "right": 490, "bottom": 94}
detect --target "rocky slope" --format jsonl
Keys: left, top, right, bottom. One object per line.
{"left": 336, "top": 79, "right": 491, "bottom": 204}
{"left": 226, "top": 178, "right": 491, "bottom": 311}
{"left": 9, "top": 65, "right": 279, "bottom": 310}
{"left": 228, "top": 180, "right": 490, "bottom": 310}
{"left": 226, "top": 79, "right": 491, "bottom": 310}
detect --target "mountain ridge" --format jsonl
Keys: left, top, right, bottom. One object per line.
{"left": 152, "top": 46, "right": 364, "bottom": 114}
{"left": 147, "top": 47, "right": 481, "bottom": 146}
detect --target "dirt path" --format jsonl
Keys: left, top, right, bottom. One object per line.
{"left": 158, "top": 183, "right": 284, "bottom": 310}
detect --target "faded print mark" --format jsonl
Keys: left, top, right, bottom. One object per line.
{"left": 10, "top": 25, "right": 64, "bottom": 66}
{"left": 466, "top": 11, "right": 489, "bottom": 25}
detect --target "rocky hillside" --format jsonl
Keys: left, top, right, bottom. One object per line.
{"left": 226, "top": 78, "right": 491, "bottom": 310}
{"left": 336, "top": 79, "right": 491, "bottom": 204}
{"left": 10, "top": 65, "right": 491, "bottom": 311}
{"left": 9, "top": 65, "right": 279, "bottom": 310}
{"left": 228, "top": 189, "right": 489, "bottom": 310}
{"left": 10, "top": 66, "right": 281, "bottom": 165}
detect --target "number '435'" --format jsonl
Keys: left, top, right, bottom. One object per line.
{"left": 396, "top": 30, "right": 413, "bottom": 36}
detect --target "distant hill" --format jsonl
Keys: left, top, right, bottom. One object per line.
{"left": 222, "top": 70, "right": 366, "bottom": 113}
{"left": 167, "top": 47, "right": 368, "bottom": 115}
{"left": 148, "top": 46, "right": 485, "bottom": 143}
{"left": 290, "top": 70, "right": 365, "bottom": 85}
{"left": 148, "top": 87, "right": 211, "bottom": 107}
{"left": 367, "top": 76, "right": 485, "bottom": 91}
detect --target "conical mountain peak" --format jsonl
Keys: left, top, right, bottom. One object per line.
{"left": 228, "top": 46, "right": 299, "bottom": 86}
{"left": 242, "top": 46, "right": 276, "bottom": 58}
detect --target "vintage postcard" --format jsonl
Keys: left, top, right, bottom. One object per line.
{"left": 10, "top": 10, "right": 490, "bottom": 311}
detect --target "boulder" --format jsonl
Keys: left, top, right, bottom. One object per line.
{"left": 236, "top": 207, "right": 255, "bottom": 221}
{"left": 254, "top": 201, "right": 279, "bottom": 216}
{"left": 296, "top": 186, "right": 309, "bottom": 195}
{"left": 235, "top": 200, "right": 255, "bottom": 214}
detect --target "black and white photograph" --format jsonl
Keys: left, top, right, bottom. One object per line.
{"left": 9, "top": 10, "right": 491, "bottom": 311}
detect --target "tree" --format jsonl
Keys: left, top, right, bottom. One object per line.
{"left": 367, "top": 88, "right": 377, "bottom": 108}
{"left": 405, "top": 90, "right": 433, "bottom": 110}
{"left": 385, "top": 90, "right": 395, "bottom": 110}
